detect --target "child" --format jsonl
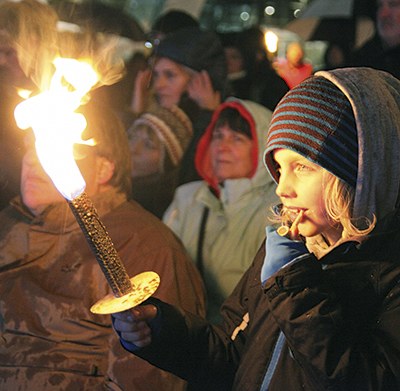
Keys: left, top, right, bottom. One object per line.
{"left": 127, "top": 104, "right": 192, "bottom": 218}
{"left": 112, "top": 67, "right": 400, "bottom": 390}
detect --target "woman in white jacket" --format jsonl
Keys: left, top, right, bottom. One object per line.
{"left": 163, "top": 98, "right": 278, "bottom": 322}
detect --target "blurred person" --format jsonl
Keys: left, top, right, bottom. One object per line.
{"left": 129, "top": 26, "right": 228, "bottom": 185}
{"left": 350, "top": 0, "right": 400, "bottom": 79}
{"left": 220, "top": 30, "right": 288, "bottom": 111}
{"left": 220, "top": 32, "right": 248, "bottom": 98}
{"left": 0, "top": 0, "right": 58, "bottom": 210}
{"left": 0, "top": 100, "right": 206, "bottom": 390}
{"left": 274, "top": 41, "right": 313, "bottom": 89}
{"left": 112, "top": 67, "right": 400, "bottom": 391}
{"left": 322, "top": 41, "right": 351, "bottom": 70}
{"left": 163, "top": 98, "right": 278, "bottom": 322}
{"left": 227, "top": 28, "right": 289, "bottom": 111}
{"left": 128, "top": 104, "right": 193, "bottom": 218}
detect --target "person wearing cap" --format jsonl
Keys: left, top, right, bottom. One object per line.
{"left": 128, "top": 104, "right": 193, "bottom": 218}
{"left": 130, "top": 26, "right": 228, "bottom": 185}
{"left": 112, "top": 67, "right": 400, "bottom": 391}
{"left": 163, "top": 97, "right": 278, "bottom": 322}
{"left": 350, "top": 0, "right": 400, "bottom": 80}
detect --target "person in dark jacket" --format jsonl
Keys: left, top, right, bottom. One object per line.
{"left": 112, "top": 67, "right": 400, "bottom": 390}
{"left": 350, "top": 0, "right": 400, "bottom": 79}
{"left": 220, "top": 29, "right": 289, "bottom": 111}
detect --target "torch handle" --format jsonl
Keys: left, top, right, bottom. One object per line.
{"left": 68, "top": 192, "right": 132, "bottom": 297}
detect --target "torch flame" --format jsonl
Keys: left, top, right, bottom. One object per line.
{"left": 14, "top": 57, "right": 99, "bottom": 200}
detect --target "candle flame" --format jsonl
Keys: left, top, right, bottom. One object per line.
{"left": 265, "top": 30, "right": 278, "bottom": 54}
{"left": 14, "top": 57, "right": 99, "bottom": 200}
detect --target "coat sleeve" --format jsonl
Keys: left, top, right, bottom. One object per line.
{"left": 105, "top": 327, "right": 188, "bottom": 391}
{"left": 263, "top": 254, "right": 400, "bottom": 390}
{"left": 118, "top": 256, "right": 264, "bottom": 391}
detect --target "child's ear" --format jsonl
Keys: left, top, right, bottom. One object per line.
{"left": 96, "top": 156, "right": 115, "bottom": 185}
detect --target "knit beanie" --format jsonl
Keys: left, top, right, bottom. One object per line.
{"left": 153, "top": 26, "right": 227, "bottom": 93}
{"left": 264, "top": 76, "right": 358, "bottom": 188}
{"left": 129, "top": 104, "right": 193, "bottom": 167}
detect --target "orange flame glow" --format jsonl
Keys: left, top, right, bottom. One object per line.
{"left": 14, "top": 57, "right": 99, "bottom": 200}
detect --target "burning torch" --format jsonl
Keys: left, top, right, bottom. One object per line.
{"left": 14, "top": 57, "right": 160, "bottom": 315}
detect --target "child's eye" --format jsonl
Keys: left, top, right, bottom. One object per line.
{"left": 295, "top": 163, "right": 312, "bottom": 173}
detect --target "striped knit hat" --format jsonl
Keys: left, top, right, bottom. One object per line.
{"left": 129, "top": 104, "right": 193, "bottom": 167}
{"left": 264, "top": 76, "right": 358, "bottom": 187}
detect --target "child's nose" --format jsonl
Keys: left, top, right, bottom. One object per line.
{"left": 275, "top": 172, "right": 295, "bottom": 198}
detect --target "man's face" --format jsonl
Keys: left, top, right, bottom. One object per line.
{"left": 21, "top": 136, "right": 102, "bottom": 216}
{"left": 377, "top": 0, "right": 400, "bottom": 48}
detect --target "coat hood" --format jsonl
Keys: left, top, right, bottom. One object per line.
{"left": 316, "top": 68, "right": 400, "bottom": 222}
{"left": 195, "top": 98, "right": 273, "bottom": 194}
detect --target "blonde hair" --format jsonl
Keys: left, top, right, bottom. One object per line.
{"left": 323, "top": 172, "right": 376, "bottom": 238}
{"left": 271, "top": 170, "right": 376, "bottom": 240}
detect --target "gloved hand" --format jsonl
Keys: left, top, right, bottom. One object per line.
{"left": 261, "top": 225, "right": 310, "bottom": 284}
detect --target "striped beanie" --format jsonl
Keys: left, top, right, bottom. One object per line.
{"left": 129, "top": 104, "right": 193, "bottom": 168}
{"left": 264, "top": 76, "right": 358, "bottom": 187}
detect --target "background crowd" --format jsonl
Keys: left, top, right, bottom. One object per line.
{"left": 0, "top": 0, "right": 400, "bottom": 389}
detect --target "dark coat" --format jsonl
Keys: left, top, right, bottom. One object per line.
{"left": 125, "top": 209, "right": 400, "bottom": 390}
{"left": 350, "top": 34, "right": 400, "bottom": 80}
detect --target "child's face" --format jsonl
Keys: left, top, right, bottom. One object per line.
{"left": 129, "top": 125, "right": 164, "bottom": 178}
{"left": 273, "top": 148, "right": 342, "bottom": 245}
{"left": 210, "top": 123, "right": 253, "bottom": 182}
